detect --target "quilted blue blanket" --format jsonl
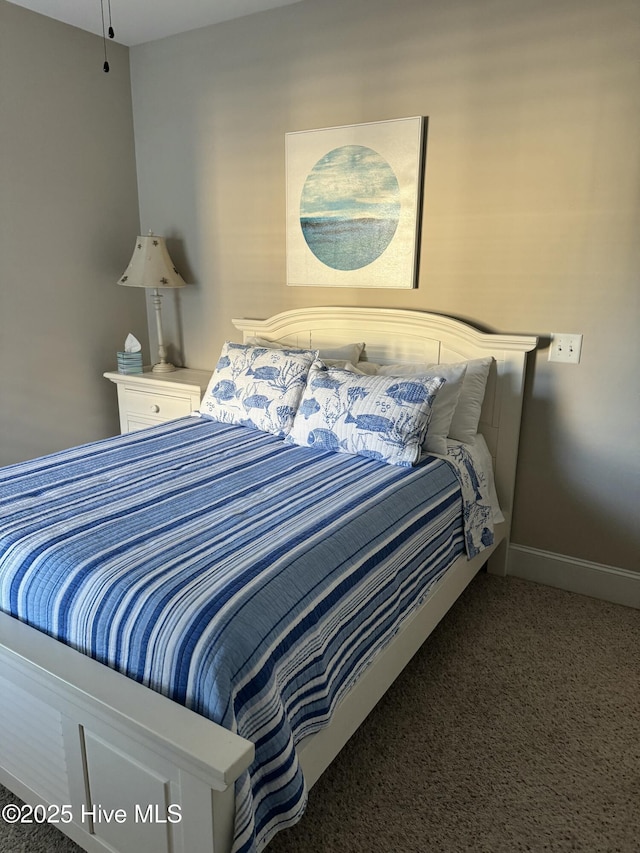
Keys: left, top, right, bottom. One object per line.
{"left": 0, "top": 417, "right": 485, "bottom": 852}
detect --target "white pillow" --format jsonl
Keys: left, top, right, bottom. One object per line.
{"left": 349, "top": 360, "right": 467, "bottom": 455}
{"left": 246, "top": 336, "right": 364, "bottom": 367}
{"left": 200, "top": 342, "right": 317, "bottom": 436}
{"left": 286, "top": 361, "right": 444, "bottom": 467}
{"left": 447, "top": 357, "right": 493, "bottom": 444}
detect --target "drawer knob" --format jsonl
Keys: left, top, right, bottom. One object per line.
{"left": 150, "top": 404, "right": 160, "bottom": 413}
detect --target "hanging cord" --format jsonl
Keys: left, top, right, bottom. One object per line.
{"left": 108, "top": 0, "right": 115, "bottom": 39}
{"left": 100, "top": 0, "right": 109, "bottom": 72}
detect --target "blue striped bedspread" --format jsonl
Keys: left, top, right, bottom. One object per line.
{"left": 0, "top": 417, "right": 491, "bottom": 852}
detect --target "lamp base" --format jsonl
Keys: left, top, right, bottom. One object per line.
{"left": 151, "top": 362, "right": 177, "bottom": 373}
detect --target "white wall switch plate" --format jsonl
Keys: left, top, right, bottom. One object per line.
{"left": 548, "top": 333, "right": 583, "bottom": 364}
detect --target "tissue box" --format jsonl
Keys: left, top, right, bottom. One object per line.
{"left": 117, "top": 351, "right": 143, "bottom": 375}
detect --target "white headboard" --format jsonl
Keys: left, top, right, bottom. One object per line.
{"left": 232, "top": 307, "right": 537, "bottom": 530}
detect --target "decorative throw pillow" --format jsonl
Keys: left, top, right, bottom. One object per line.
{"left": 286, "top": 362, "right": 444, "bottom": 467}
{"left": 200, "top": 342, "right": 318, "bottom": 436}
{"left": 350, "top": 361, "right": 468, "bottom": 456}
{"left": 246, "top": 336, "right": 365, "bottom": 367}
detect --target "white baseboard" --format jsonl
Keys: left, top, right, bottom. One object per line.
{"left": 507, "top": 544, "right": 640, "bottom": 609}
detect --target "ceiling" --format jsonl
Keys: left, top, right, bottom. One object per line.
{"left": 6, "top": 0, "right": 305, "bottom": 46}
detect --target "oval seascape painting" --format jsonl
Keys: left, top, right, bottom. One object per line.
{"left": 299, "top": 145, "right": 401, "bottom": 271}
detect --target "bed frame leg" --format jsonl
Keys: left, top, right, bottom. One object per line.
{"left": 486, "top": 537, "right": 508, "bottom": 576}
{"left": 212, "top": 784, "right": 236, "bottom": 853}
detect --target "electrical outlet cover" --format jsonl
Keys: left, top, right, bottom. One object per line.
{"left": 548, "top": 333, "right": 583, "bottom": 364}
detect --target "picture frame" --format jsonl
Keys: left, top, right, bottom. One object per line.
{"left": 286, "top": 116, "right": 426, "bottom": 289}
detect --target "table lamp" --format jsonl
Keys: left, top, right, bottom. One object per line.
{"left": 118, "top": 232, "right": 186, "bottom": 373}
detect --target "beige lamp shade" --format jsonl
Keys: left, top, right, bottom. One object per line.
{"left": 118, "top": 233, "right": 185, "bottom": 289}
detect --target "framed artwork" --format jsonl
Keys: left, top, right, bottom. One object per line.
{"left": 286, "top": 116, "right": 426, "bottom": 288}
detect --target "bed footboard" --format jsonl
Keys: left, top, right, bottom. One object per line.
{"left": 0, "top": 612, "right": 253, "bottom": 853}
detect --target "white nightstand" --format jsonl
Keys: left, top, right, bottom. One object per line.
{"left": 104, "top": 368, "right": 212, "bottom": 434}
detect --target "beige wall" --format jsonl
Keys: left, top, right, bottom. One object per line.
{"left": 130, "top": 0, "right": 639, "bottom": 574}
{"left": 0, "top": 2, "right": 148, "bottom": 465}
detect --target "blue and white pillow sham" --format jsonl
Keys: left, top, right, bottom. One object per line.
{"left": 350, "top": 360, "right": 468, "bottom": 456}
{"left": 200, "top": 342, "right": 317, "bottom": 436}
{"left": 286, "top": 361, "right": 445, "bottom": 467}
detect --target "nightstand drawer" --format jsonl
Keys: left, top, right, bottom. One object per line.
{"left": 122, "top": 388, "right": 192, "bottom": 421}
{"left": 105, "top": 368, "right": 212, "bottom": 435}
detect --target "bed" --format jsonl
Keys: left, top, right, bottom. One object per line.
{"left": 0, "top": 307, "right": 537, "bottom": 853}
